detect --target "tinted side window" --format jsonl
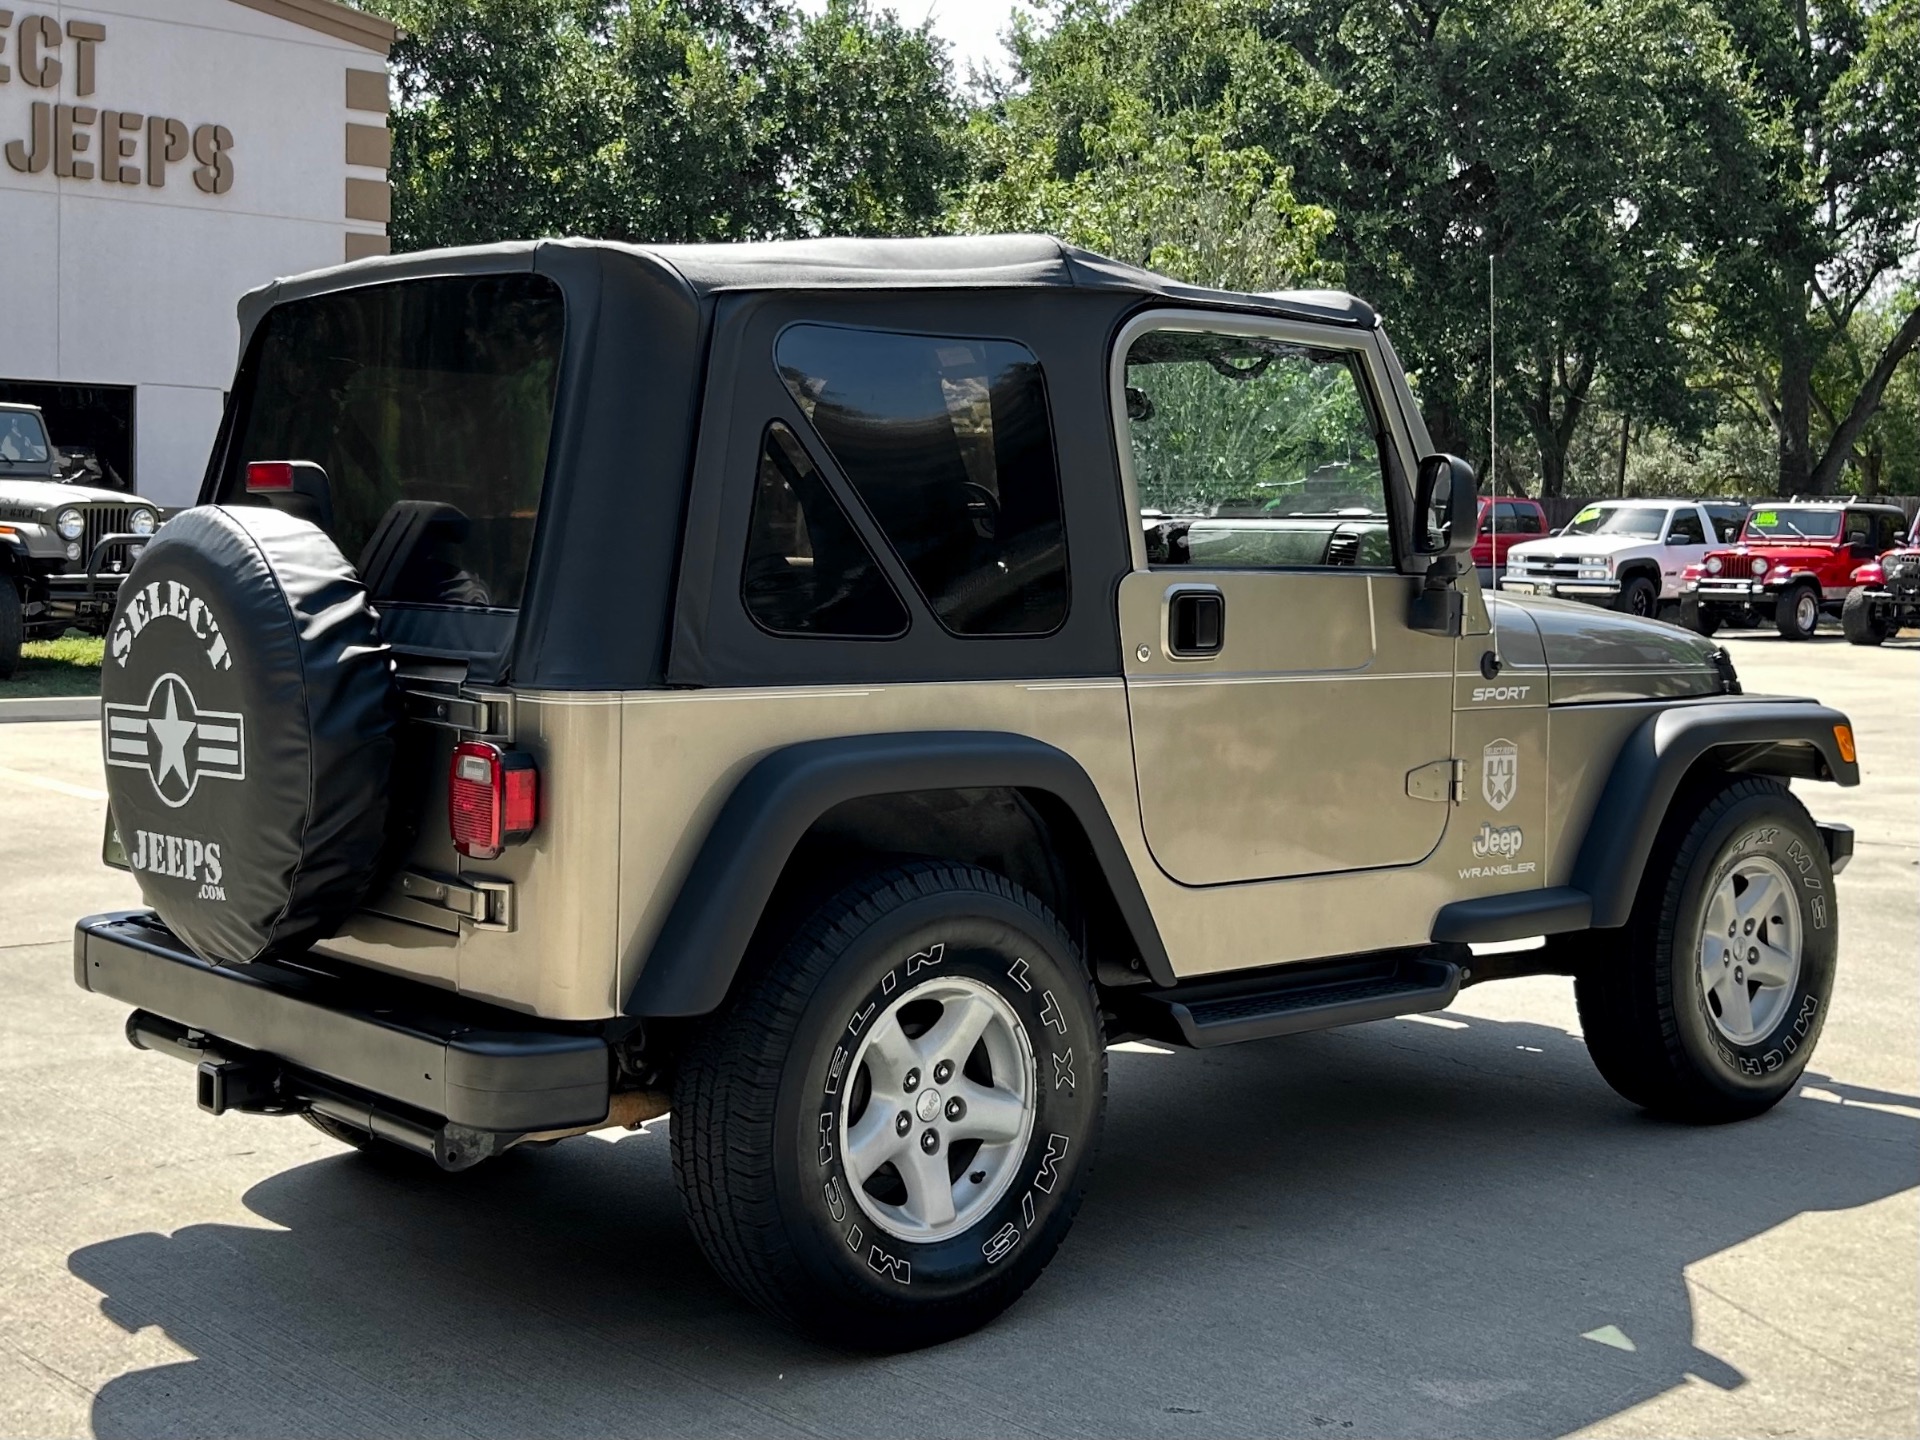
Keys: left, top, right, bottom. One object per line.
{"left": 219, "top": 275, "right": 563, "bottom": 609}
{"left": 1668, "top": 510, "right": 1705, "bottom": 545}
{"left": 776, "top": 325, "right": 1068, "bottom": 637}
{"left": 1707, "top": 507, "right": 1746, "bottom": 542}
{"left": 742, "top": 423, "right": 908, "bottom": 638}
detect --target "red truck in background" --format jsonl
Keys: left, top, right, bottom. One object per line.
{"left": 1679, "top": 500, "right": 1909, "bottom": 639}
{"left": 1471, "top": 495, "right": 1549, "bottom": 587}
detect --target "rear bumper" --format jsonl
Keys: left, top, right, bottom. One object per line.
{"left": 74, "top": 911, "right": 610, "bottom": 1133}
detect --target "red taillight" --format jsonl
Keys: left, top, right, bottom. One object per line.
{"left": 246, "top": 460, "right": 295, "bottom": 493}
{"left": 448, "top": 740, "right": 538, "bottom": 860}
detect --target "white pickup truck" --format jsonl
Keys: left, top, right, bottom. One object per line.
{"left": 1498, "top": 499, "right": 1747, "bottom": 618}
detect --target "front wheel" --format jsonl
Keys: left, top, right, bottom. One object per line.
{"left": 1775, "top": 582, "right": 1821, "bottom": 640}
{"left": 1575, "top": 777, "right": 1836, "bottom": 1122}
{"left": 1841, "top": 589, "right": 1890, "bottom": 646}
{"left": 1614, "top": 574, "right": 1659, "bottom": 618}
{"left": 672, "top": 863, "right": 1105, "bottom": 1349}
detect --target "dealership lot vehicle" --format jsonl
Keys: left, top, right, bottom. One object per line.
{"left": 1500, "top": 497, "right": 1745, "bottom": 618}
{"left": 1841, "top": 512, "right": 1920, "bottom": 645}
{"left": 74, "top": 236, "right": 1861, "bottom": 1349}
{"left": 1, "top": 401, "right": 162, "bottom": 680}
{"left": 1682, "top": 500, "right": 1909, "bottom": 640}
{"left": 1471, "top": 494, "right": 1549, "bottom": 586}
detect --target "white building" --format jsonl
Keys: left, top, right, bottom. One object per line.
{"left": 1, "top": 0, "right": 394, "bottom": 506}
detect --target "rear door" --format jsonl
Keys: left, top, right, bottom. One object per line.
{"left": 1115, "top": 313, "right": 1455, "bottom": 885}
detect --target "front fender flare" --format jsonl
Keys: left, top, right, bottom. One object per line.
{"left": 1572, "top": 698, "right": 1858, "bottom": 929}
{"left": 623, "top": 731, "right": 1170, "bottom": 1017}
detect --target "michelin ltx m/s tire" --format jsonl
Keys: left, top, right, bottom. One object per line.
{"left": 672, "top": 863, "right": 1106, "bottom": 1350}
{"left": 1575, "top": 777, "right": 1835, "bottom": 1122}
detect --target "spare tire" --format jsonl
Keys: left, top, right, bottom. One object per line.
{"left": 100, "top": 505, "right": 397, "bottom": 964}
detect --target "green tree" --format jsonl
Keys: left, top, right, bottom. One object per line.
{"left": 1704, "top": 0, "right": 1920, "bottom": 494}
{"left": 1258, "top": 0, "right": 1755, "bottom": 496}
{"left": 365, "top": 0, "right": 964, "bottom": 251}
{"left": 951, "top": 1, "right": 1334, "bottom": 293}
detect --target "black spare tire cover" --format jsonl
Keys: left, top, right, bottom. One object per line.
{"left": 100, "top": 505, "right": 397, "bottom": 964}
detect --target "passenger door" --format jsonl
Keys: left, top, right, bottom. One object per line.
{"left": 1662, "top": 506, "right": 1711, "bottom": 596}
{"left": 1115, "top": 316, "right": 1457, "bottom": 885}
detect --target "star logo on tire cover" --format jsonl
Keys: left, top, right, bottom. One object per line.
{"left": 104, "top": 673, "right": 246, "bottom": 809}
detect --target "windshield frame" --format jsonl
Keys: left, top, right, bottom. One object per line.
{"left": 0, "top": 409, "right": 53, "bottom": 467}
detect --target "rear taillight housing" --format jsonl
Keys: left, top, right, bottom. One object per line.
{"left": 245, "top": 460, "right": 295, "bottom": 493}
{"left": 449, "top": 740, "right": 538, "bottom": 860}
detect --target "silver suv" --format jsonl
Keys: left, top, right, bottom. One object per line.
{"left": 0, "top": 401, "right": 160, "bottom": 678}
{"left": 76, "top": 237, "right": 1859, "bottom": 1349}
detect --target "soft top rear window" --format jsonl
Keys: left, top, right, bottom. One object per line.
{"left": 217, "top": 274, "right": 564, "bottom": 610}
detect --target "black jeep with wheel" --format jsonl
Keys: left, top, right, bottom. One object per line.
{"left": 74, "top": 238, "right": 1860, "bottom": 1348}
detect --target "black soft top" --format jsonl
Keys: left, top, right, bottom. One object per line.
{"left": 216, "top": 236, "right": 1376, "bottom": 691}
{"left": 237, "top": 234, "right": 1376, "bottom": 334}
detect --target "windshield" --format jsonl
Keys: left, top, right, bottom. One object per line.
{"left": 1742, "top": 506, "right": 1843, "bottom": 541}
{"left": 0, "top": 411, "right": 51, "bottom": 465}
{"left": 1560, "top": 504, "right": 1667, "bottom": 538}
{"left": 216, "top": 274, "right": 563, "bottom": 609}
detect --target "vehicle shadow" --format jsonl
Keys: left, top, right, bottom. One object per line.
{"left": 70, "top": 1011, "right": 1919, "bottom": 1439}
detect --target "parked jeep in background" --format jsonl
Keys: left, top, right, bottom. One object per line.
{"left": 0, "top": 401, "right": 161, "bottom": 679}
{"left": 1841, "top": 511, "right": 1920, "bottom": 645}
{"left": 74, "top": 238, "right": 1858, "bottom": 1349}
{"left": 1470, "top": 494, "right": 1548, "bottom": 586}
{"left": 1681, "top": 500, "right": 1909, "bottom": 639}
{"left": 1499, "top": 498, "right": 1745, "bottom": 618}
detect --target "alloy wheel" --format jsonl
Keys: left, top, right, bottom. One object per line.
{"left": 838, "top": 976, "right": 1036, "bottom": 1243}
{"left": 1698, "top": 855, "right": 1803, "bottom": 1045}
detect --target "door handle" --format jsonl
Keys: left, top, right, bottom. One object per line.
{"left": 1167, "top": 587, "right": 1224, "bottom": 658}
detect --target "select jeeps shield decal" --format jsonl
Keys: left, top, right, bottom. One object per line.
{"left": 104, "top": 672, "right": 246, "bottom": 807}
{"left": 1482, "top": 737, "right": 1518, "bottom": 812}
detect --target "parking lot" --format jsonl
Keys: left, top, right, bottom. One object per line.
{"left": 1, "top": 629, "right": 1913, "bottom": 1440}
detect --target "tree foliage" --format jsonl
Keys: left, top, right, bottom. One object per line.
{"left": 357, "top": 0, "right": 1918, "bottom": 498}
{"left": 367, "top": 0, "right": 964, "bottom": 250}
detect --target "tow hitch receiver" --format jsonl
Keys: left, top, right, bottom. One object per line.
{"left": 196, "top": 1056, "right": 280, "bottom": 1116}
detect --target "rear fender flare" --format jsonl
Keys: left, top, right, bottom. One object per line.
{"left": 623, "top": 731, "right": 1171, "bottom": 1016}
{"left": 1572, "top": 700, "right": 1858, "bottom": 929}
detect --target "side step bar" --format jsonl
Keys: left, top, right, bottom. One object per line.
{"left": 1123, "top": 950, "right": 1463, "bottom": 1049}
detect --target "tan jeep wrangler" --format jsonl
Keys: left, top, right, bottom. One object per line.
{"left": 77, "top": 236, "right": 1858, "bottom": 1349}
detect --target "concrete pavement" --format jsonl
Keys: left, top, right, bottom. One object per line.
{"left": 1, "top": 631, "right": 1913, "bottom": 1438}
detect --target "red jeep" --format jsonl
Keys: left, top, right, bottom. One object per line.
{"left": 1471, "top": 495, "right": 1549, "bottom": 586}
{"left": 1842, "top": 511, "right": 1920, "bottom": 645}
{"left": 1680, "top": 501, "right": 1909, "bottom": 639}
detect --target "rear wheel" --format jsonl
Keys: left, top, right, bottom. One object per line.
{"left": 1775, "top": 582, "right": 1820, "bottom": 640}
{"left": 672, "top": 863, "right": 1105, "bottom": 1350}
{"left": 1841, "top": 589, "right": 1890, "bottom": 646}
{"left": 1575, "top": 777, "right": 1835, "bottom": 1122}
{"left": 1614, "top": 574, "right": 1659, "bottom": 618}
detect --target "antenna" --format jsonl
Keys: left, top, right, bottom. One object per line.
{"left": 1488, "top": 251, "right": 1503, "bottom": 667}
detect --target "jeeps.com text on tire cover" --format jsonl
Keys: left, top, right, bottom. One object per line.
{"left": 74, "top": 236, "right": 1861, "bottom": 1349}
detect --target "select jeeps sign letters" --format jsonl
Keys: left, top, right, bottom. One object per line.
{"left": 1, "top": 12, "right": 235, "bottom": 192}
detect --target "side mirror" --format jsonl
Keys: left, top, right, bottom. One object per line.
{"left": 1413, "top": 454, "right": 1479, "bottom": 559}
{"left": 1408, "top": 454, "right": 1478, "bottom": 637}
